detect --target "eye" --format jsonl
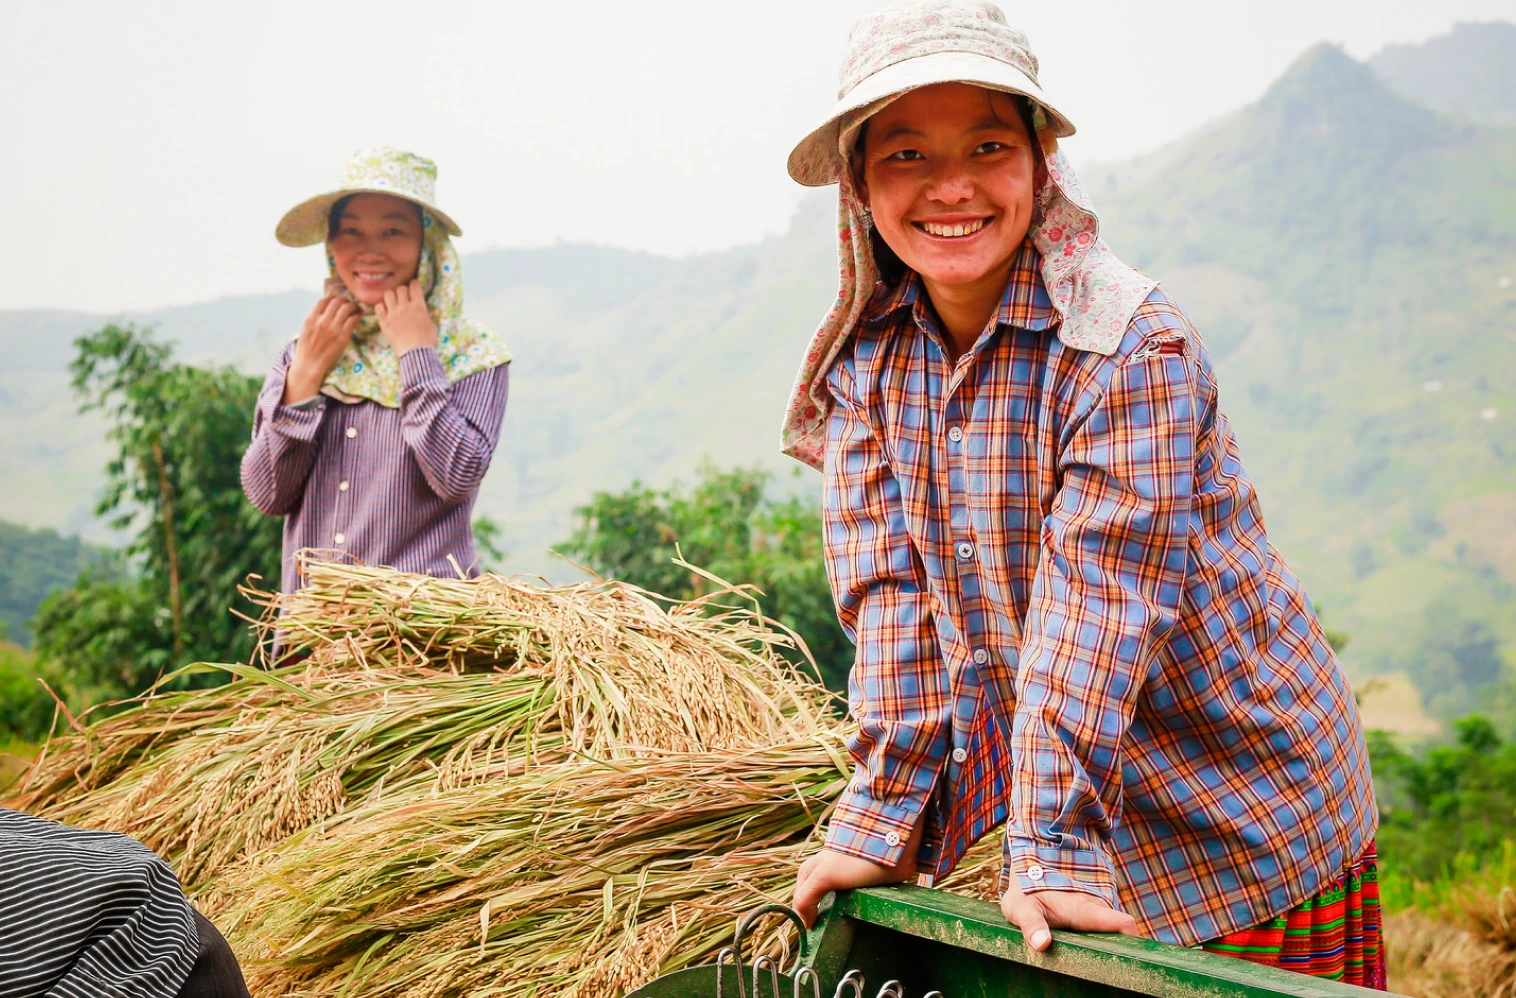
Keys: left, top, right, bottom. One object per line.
{"left": 975, "top": 141, "right": 1007, "bottom": 155}
{"left": 384, "top": 228, "right": 406, "bottom": 237}
{"left": 886, "top": 149, "right": 924, "bottom": 162}
{"left": 339, "top": 227, "right": 362, "bottom": 238}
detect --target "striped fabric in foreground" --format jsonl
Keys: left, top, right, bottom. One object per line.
{"left": 1204, "top": 842, "right": 1384, "bottom": 989}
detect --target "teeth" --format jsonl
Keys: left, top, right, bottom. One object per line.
{"left": 922, "top": 219, "right": 986, "bottom": 237}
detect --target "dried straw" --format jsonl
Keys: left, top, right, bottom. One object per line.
{"left": 7, "top": 562, "right": 867, "bottom": 996}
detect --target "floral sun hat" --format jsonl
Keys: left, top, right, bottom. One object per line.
{"left": 779, "top": 0, "right": 1158, "bottom": 469}
{"left": 276, "top": 147, "right": 510, "bottom": 409}
{"left": 276, "top": 146, "right": 462, "bottom": 247}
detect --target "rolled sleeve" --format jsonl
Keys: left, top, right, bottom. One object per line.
{"left": 398, "top": 347, "right": 509, "bottom": 504}
{"left": 1002, "top": 839, "right": 1119, "bottom": 905}
{"left": 241, "top": 343, "right": 326, "bottom": 516}
{"left": 821, "top": 354, "right": 947, "bottom": 868}
{"left": 1008, "top": 343, "right": 1195, "bottom": 902}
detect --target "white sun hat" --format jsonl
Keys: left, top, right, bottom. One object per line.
{"left": 276, "top": 146, "right": 462, "bottom": 248}
{"left": 778, "top": 0, "right": 1157, "bottom": 470}
{"left": 787, "top": 0, "right": 1076, "bottom": 187}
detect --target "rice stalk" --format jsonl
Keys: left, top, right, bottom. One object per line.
{"left": 209, "top": 746, "right": 845, "bottom": 996}
{"left": 5, "top": 562, "right": 872, "bottom": 997}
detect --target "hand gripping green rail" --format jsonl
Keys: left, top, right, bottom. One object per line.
{"left": 625, "top": 886, "right": 1410, "bottom": 998}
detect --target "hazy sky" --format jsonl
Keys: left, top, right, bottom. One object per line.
{"left": 5, "top": 0, "right": 1514, "bottom": 312}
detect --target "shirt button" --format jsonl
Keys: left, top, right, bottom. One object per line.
{"left": 884, "top": 831, "right": 902, "bottom": 847}
{"left": 338, "top": 481, "right": 350, "bottom": 492}
{"left": 947, "top": 425, "right": 964, "bottom": 443}
{"left": 956, "top": 541, "right": 975, "bottom": 560}
{"left": 1026, "top": 864, "right": 1045, "bottom": 882}
{"left": 345, "top": 427, "right": 358, "bottom": 439}
{"left": 951, "top": 747, "right": 968, "bottom": 763}
{"left": 334, "top": 533, "right": 346, "bottom": 544}
{"left": 972, "top": 649, "right": 989, "bottom": 665}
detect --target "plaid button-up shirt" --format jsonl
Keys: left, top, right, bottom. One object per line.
{"left": 821, "top": 240, "right": 1375, "bottom": 946}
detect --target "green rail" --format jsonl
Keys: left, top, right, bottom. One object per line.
{"left": 629, "top": 884, "right": 1406, "bottom": 997}
{"left": 804, "top": 885, "right": 1405, "bottom": 998}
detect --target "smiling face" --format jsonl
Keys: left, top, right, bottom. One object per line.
{"left": 327, "top": 193, "right": 424, "bottom": 305}
{"left": 859, "top": 82, "right": 1044, "bottom": 306}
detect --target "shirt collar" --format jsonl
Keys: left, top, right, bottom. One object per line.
{"left": 863, "top": 238, "right": 1058, "bottom": 334}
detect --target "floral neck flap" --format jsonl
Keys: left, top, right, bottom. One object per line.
{"left": 313, "top": 212, "right": 511, "bottom": 409}
{"left": 779, "top": 109, "right": 1158, "bottom": 470}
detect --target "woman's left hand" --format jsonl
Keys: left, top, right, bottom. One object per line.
{"left": 1000, "top": 878, "right": 1139, "bottom": 951}
{"left": 376, "top": 280, "right": 438, "bottom": 355}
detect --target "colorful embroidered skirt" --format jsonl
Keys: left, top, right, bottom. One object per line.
{"left": 1202, "top": 842, "right": 1385, "bottom": 990}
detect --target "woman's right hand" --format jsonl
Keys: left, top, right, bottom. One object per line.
{"left": 792, "top": 846, "right": 918, "bottom": 927}
{"left": 282, "top": 296, "right": 360, "bottom": 404}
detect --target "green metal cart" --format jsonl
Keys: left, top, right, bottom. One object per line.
{"left": 627, "top": 885, "right": 1407, "bottom": 998}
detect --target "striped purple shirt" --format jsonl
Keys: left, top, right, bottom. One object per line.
{"left": 241, "top": 342, "right": 510, "bottom": 594}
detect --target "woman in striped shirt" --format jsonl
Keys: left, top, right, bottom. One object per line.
{"left": 241, "top": 147, "right": 511, "bottom": 593}
{"left": 783, "top": 1, "right": 1382, "bottom": 987}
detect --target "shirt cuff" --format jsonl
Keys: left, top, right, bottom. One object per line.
{"left": 264, "top": 396, "right": 326, "bottom": 440}
{"left": 822, "top": 777, "right": 927, "bottom": 868}
{"left": 399, "top": 345, "right": 448, "bottom": 389}
{"left": 1002, "top": 836, "right": 1118, "bottom": 906}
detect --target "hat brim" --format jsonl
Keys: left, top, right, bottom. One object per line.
{"left": 275, "top": 188, "right": 463, "bottom": 247}
{"left": 786, "top": 51, "right": 1077, "bottom": 187}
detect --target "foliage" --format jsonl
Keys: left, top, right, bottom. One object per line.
{"left": 0, "top": 522, "right": 107, "bottom": 646}
{"left": 1370, "top": 716, "right": 1516, "bottom": 888}
{"left": 1407, "top": 606, "right": 1508, "bottom": 719}
{"left": 558, "top": 465, "right": 852, "bottom": 691}
{"left": 0, "top": 642, "right": 57, "bottom": 742}
{"left": 473, "top": 515, "right": 507, "bottom": 573}
{"left": 32, "top": 325, "right": 280, "bottom": 704}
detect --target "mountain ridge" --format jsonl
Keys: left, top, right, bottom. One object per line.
{"left": 4, "top": 25, "right": 1514, "bottom": 702}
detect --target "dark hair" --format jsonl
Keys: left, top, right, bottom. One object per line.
{"left": 327, "top": 194, "right": 356, "bottom": 242}
{"left": 325, "top": 193, "right": 423, "bottom": 241}
{"left": 852, "top": 90, "right": 1043, "bottom": 287}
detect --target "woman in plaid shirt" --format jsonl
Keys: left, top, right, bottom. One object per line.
{"left": 784, "top": 2, "right": 1382, "bottom": 987}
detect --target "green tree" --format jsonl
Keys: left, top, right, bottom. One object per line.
{"left": 0, "top": 643, "right": 58, "bottom": 742}
{"left": 32, "top": 325, "right": 280, "bottom": 704}
{"left": 558, "top": 465, "right": 852, "bottom": 691}
{"left": 1370, "top": 716, "right": 1516, "bottom": 884}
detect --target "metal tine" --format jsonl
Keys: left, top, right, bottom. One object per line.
{"left": 753, "top": 955, "right": 783, "bottom": 998}
{"left": 833, "top": 970, "right": 866, "bottom": 998}
{"left": 873, "top": 982, "right": 904, "bottom": 998}
{"left": 794, "top": 967, "right": 823, "bottom": 998}
{"left": 715, "top": 947, "right": 740, "bottom": 998}
{"left": 922, "top": 993, "right": 946, "bottom": 998}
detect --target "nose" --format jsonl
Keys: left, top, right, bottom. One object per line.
{"left": 923, "top": 159, "right": 975, "bottom": 205}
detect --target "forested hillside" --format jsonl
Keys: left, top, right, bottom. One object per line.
{"left": 1, "top": 27, "right": 1511, "bottom": 714}
{"left": 1098, "top": 42, "right": 1516, "bottom": 702}
{"left": 0, "top": 523, "right": 104, "bottom": 645}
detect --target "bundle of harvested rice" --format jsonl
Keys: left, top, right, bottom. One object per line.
{"left": 13, "top": 562, "right": 837, "bottom": 884}
{"left": 7, "top": 561, "right": 1000, "bottom": 996}
{"left": 213, "top": 746, "right": 846, "bottom": 997}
